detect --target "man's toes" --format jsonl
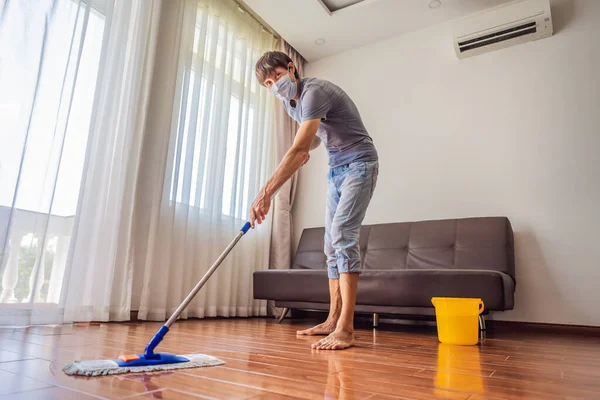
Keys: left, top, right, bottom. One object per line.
{"left": 334, "top": 342, "right": 350, "bottom": 350}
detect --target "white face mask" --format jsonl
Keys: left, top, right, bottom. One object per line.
{"left": 270, "top": 73, "right": 297, "bottom": 101}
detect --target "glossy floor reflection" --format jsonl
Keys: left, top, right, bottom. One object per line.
{"left": 435, "top": 344, "right": 484, "bottom": 395}
{"left": 0, "top": 319, "right": 599, "bottom": 399}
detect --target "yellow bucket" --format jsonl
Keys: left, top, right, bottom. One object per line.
{"left": 431, "top": 297, "right": 484, "bottom": 345}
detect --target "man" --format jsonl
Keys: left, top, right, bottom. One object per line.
{"left": 250, "top": 51, "right": 378, "bottom": 350}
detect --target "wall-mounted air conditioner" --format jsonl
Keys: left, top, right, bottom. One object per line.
{"left": 453, "top": 0, "right": 553, "bottom": 59}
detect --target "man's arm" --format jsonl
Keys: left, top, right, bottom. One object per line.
{"left": 249, "top": 118, "right": 320, "bottom": 228}
{"left": 263, "top": 118, "right": 320, "bottom": 196}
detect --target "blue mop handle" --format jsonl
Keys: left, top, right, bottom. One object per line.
{"left": 144, "top": 222, "right": 251, "bottom": 357}
{"left": 144, "top": 325, "right": 169, "bottom": 356}
{"left": 241, "top": 221, "right": 251, "bottom": 233}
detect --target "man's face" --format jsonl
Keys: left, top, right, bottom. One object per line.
{"left": 262, "top": 64, "right": 295, "bottom": 89}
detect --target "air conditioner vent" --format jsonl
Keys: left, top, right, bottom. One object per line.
{"left": 452, "top": 0, "right": 553, "bottom": 59}
{"left": 459, "top": 22, "right": 537, "bottom": 53}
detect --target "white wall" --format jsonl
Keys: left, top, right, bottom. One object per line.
{"left": 293, "top": 0, "right": 600, "bottom": 326}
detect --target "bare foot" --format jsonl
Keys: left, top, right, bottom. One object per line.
{"left": 312, "top": 329, "right": 355, "bottom": 350}
{"left": 297, "top": 320, "right": 337, "bottom": 336}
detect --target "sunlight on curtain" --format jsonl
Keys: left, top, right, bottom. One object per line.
{"left": 0, "top": 0, "right": 105, "bottom": 325}
{"left": 136, "top": 0, "right": 277, "bottom": 320}
{"left": 62, "top": 0, "right": 162, "bottom": 323}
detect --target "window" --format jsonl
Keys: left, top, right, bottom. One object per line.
{"left": 169, "top": 8, "right": 274, "bottom": 221}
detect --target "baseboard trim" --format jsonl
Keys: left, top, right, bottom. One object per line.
{"left": 488, "top": 320, "right": 600, "bottom": 336}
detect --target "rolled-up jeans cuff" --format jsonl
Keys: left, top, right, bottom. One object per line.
{"left": 327, "top": 265, "right": 339, "bottom": 279}
{"left": 337, "top": 257, "right": 361, "bottom": 275}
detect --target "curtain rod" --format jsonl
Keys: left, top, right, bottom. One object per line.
{"left": 233, "top": 0, "right": 281, "bottom": 40}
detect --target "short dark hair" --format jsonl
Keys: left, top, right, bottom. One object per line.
{"left": 255, "top": 51, "right": 300, "bottom": 85}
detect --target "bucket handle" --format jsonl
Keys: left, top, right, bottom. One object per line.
{"left": 430, "top": 298, "right": 485, "bottom": 314}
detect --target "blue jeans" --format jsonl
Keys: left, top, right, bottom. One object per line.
{"left": 325, "top": 161, "right": 378, "bottom": 279}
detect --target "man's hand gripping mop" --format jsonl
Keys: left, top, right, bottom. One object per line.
{"left": 63, "top": 222, "right": 253, "bottom": 377}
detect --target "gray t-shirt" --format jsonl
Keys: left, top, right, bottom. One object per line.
{"left": 283, "top": 77, "right": 378, "bottom": 168}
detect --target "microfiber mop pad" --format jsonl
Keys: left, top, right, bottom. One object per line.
{"left": 63, "top": 353, "right": 224, "bottom": 377}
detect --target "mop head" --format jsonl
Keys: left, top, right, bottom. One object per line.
{"left": 63, "top": 352, "right": 225, "bottom": 377}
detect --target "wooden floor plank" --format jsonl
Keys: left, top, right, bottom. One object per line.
{"left": 118, "top": 370, "right": 279, "bottom": 399}
{"left": 0, "top": 369, "right": 53, "bottom": 396}
{"left": 0, "top": 385, "right": 102, "bottom": 399}
{"left": 0, "top": 349, "right": 36, "bottom": 363}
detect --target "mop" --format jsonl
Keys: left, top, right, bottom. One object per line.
{"left": 63, "top": 222, "right": 252, "bottom": 377}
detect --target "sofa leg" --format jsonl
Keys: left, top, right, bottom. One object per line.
{"left": 373, "top": 313, "right": 379, "bottom": 328}
{"left": 277, "top": 307, "right": 290, "bottom": 323}
{"left": 479, "top": 315, "right": 486, "bottom": 331}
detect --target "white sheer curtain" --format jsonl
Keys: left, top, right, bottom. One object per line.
{"left": 0, "top": 0, "right": 162, "bottom": 325}
{"left": 134, "top": 0, "right": 277, "bottom": 321}
{"left": 62, "top": 0, "right": 162, "bottom": 322}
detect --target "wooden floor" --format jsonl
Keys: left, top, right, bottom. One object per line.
{"left": 0, "top": 318, "right": 599, "bottom": 399}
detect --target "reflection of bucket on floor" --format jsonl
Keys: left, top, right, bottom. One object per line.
{"left": 435, "top": 343, "right": 484, "bottom": 393}
{"left": 431, "top": 297, "right": 484, "bottom": 345}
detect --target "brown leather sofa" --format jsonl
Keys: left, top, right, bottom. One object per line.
{"left": 253, "top": 217, "right": 515, "bottom": 325}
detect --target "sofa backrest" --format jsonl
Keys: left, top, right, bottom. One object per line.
{"left": 292, "top": 217, "right": 515, "bottom": 282}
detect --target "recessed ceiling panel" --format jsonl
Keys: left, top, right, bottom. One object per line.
{"left": 320, "top": 0, "right": 365, "bottom": 12}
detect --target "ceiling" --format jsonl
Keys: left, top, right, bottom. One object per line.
{"left": 242, "top": 0, "right": 513, "bottom": 61}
